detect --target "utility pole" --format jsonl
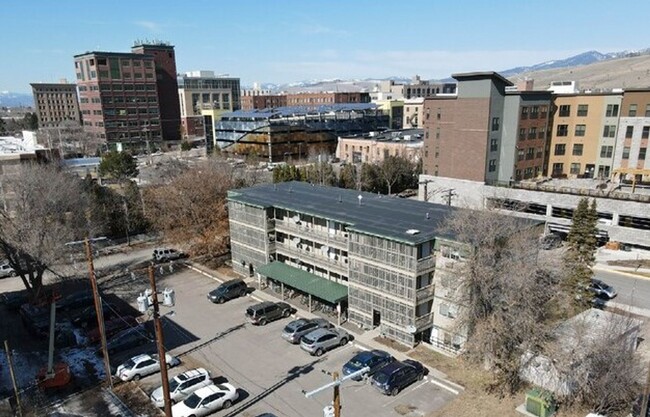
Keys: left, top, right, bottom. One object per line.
{"left": 640, "top": 362, "right": 650, "bottom": 417}
{"left": 84, "top": 238, "right": 113, "bottom": 389}
{"left": 304, "top": 366, "right": 369, "bottom": 417}
{"left": 332, "top": 371, "right": 341, "bottom": 417}
{"left": 148, "top": 265, "right": 172, "bottom": 417}
{"left": 444, "top": 188, "right": 456, "bottom": 206}
{"left": 4, "top": 340, "right": 22, "bottom": 417}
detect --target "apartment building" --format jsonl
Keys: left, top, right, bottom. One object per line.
{"left": 241, "top": 92, "right": 370, "bottom": 111}
{"left": 613, "top": 89, "right": 650, "bottom": 180}
{"left": 73, "top": 42, "right": 180, "bottom": 151}
{"left": 403, "top": 98, "right": 425, "bottom": 128}
{"left": 215, "top": 103, "right": 388, "bottom": 161}
{"left": 177, "top": 71, "right": 241, "bottom": 138}
{"left": 373, "top": 76, "right": 457, "bottom": 101}
{"left": 374, "top": 99, "right": 403, "bottom": 129}
{"left": 30, "top": 82, "right": 81, "bottom": 128}
{"left": 228, "top": 181, "right": 464, "bottom": 347}
{"left": 336, "top": 129, "right": 423, "bottom": 164}
{"left": 547, "top": 93, "right": 622, "bottom": 178}
{"left": 241, "top": 92, "right": 287, "bottom": 111}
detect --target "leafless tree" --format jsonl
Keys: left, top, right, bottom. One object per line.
{"left": 443, "top": 208, "right": 557, "bottom": 394}
{"left": 0, "top": 164, "right": 91, "bottom": 299}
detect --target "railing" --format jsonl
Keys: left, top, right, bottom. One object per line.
{"left": 275, "top": 219, "right": 348, "bottom": 247}
{"left": 416, "top": 255, "right": 436, "bottom": 273}
{"left": 415, "top": 312, "right": 434, "bottom": 329}
{"left": 266, "top": 219, "right": 275, "bottom": 230}
{"left": 428, "top": 335, "right": 463, "bottom": 355}
{"left": 416, "top": 285, "right": 435, "bottom": 300}
{"left": 276, "top": 243, "right": 348, "bottom": 273}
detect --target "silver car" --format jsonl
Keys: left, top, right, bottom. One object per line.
{"left": 150, "top": 367, "right": 212, "bottom": 408}
{"left": 300, "top": 327, "right": 350, "bottom": 356}
{"left": 282, "top": 318, "right": 331, "bottom": 344}
{"left": 0, "top": 263, "right": 16, "bottom": 278}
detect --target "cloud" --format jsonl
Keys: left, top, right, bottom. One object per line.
{"left": 133, "top": 20, "right": 162, "bottom": 33}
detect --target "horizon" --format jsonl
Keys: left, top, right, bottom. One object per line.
{"left": 3, "top": 0, "right": 650, "bottom": 93}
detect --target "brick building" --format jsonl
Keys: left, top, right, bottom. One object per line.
{"left": 30, "top": 81, "right": 81, "bottom": 128}
{"left": 241, "top": 92, "right": 370, "bottom": 111}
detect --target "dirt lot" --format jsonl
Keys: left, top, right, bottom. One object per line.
{"left": 407, "top": 347, "right": 590, "bottom": 417}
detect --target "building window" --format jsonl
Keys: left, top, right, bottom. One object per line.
{"left": 575, "top": 124, "right": 586, "bottom": 137}
{"left": 540, "top": 105, "right": 548, "bottom": 119}
{"left": 643, "top": 126, "right": 650, "bottom": 139}
{"left": 570, "top": 163, "right": 581, "bottom": 175}
{"left": 626, "top": 126, "right": 634, "bottom": 138}
{"left": 538, "top": 126, "right": 546, "bottom": 139}
{"left": 521, "top": 107, "right": 528, "bottom": 119}
{"left": 603, "top": 125, "right": 616, "bottom": 138}
{"left": 519, "top": 128, "right": 526, "bottom": 140}
{"left": 573, "top": 144, "right": 584, "bottom": 156}
{"left": 526, "top": 147, "right": 535, "bottom": 160}
{"left": 646, "top": 104, "right": 650, "bottom": 117}
{"left": 639, "top": 147, "right": 647, "bottom": 160}
{"left": 559, "top": 105, "right": 571, "bottom": 117}
{"left": 530, "top": 106, "right": 539, "bottom": 119}
{"left": 629, "top": 104, "right": 637, "bottom": 117}
{"left": 554, "top": 144, "right": 566, "bottom": 155}
{"left": 605, "top": 104, "right": 619, "bottom": 117}
{"left": 528, "top": 127, "right": 537, "bottom": 139}
{"left": 536, "top": 147, "right": 543, "bottom": 159}
{"left": 600, "top": 146, "right": 613, "bottom": 158}
{"left": 488, "top": 159, "right": 497, "bottom": 172}
{"left": 622, "top": 146, "right": 631, "bottom": 159}
{"left": 491, "top": 117, "right": 499, "bottom": 131}
{"left": 122, "top": 60, "right": 130, "bottom": 67}
{"left": 97, "top": 58, "right": 106, "bottom": 66}
{"left": 552, "top": 163, "right": 564, "bottom": 175}
{"left": 556, "top": 124, "right": 568, "bottom": 136}
{"left": 518, "top": 149, "right": 525, "bottom": 161}
{"left": 490, "top": 138, "right": 498, "bottom": 152}
{"left": 577, "top": 104, "right": 589, "bottom": 117}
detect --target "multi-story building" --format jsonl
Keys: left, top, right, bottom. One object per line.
{"left": 374, "top": 99, "right": 404, "bottom": 130}
{"left": 373, "top": 76, "right": 457, "bottom": 101}
{"left": 241, "top": 92, "right": 370, "bottom": 111}
{"left": 241, "top": 92, "right": 287, "bottom": 111}
{"left": 30, "top": 81, "right": 81, "bottom": 128}
{"left": 131, "top": 43, "right": 182, "bottom": 143}
{"left": 547, "top": 93, "right": 622, "bottom": 178}
{"left": 613, "top": 89, "right": 650, "bottom": 181}
{"left": 177, "top": 71, "right": 241, "bottom": 138}
{"left": 403, "top": 98, "right": 425, "bottom": 128}
{"left": 215, "top": 103, "right": 388, "bottom": 161}
{"left": 73, "top": 42, "right": 180, "bottom": 151}
{"left": 336, "top": 129, "right": 423, "bottom": 164}
{"left": 228, "top": 181, "right": 466, "bottom": 347}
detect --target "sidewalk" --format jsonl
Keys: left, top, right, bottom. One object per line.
{"left": 595, "top": 247, "right": 650, "bottom": 279}
{"left": 185, "top": 261, "right": 465, "bottom": 395}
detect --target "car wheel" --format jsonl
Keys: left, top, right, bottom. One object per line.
{"left": 239, "top": 289, "right": 247, "bottom": 297}
{"left": 217, "top": 297, "right": 225, "bottom": 304}
{"left": 339, "top": 338, "right": 348, "bottom": 346}
{"left": 418, "top": 372, "right": 424, "bottom": 381}
{"left": 133, "top": 374, "right": 141, "bottom": 381}
{"left": 315, "top": 348, "right": 324, "bottom": 357}
{"left": 170, "top": 399, "right": 176, "bottom": 405}
{"left": 9, "top": 271, "right": 16, "bottom": 277}
{"left": 259, "top": 318, "right": 267, "bottom": 326}
{"left": 283, "top": 309, "right": 291, "bottom": 318}
{"left": 223, "top": 399, "right": 232, "bottom": 409}
{"left": 391, "top": 387, "right": 399, "bottom": 396}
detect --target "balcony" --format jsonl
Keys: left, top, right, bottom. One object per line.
{"left": 415, "top": 312, "right": 434, "bottom": 329}
{"left": 275, "top": 219, "right": 348, "bottom": 248}
{"left": 276, "top": 243, "right": 348, "bottom": 274}
{"left": 416, "top": 285, "right": 435, "bottom": 301}
{"left": 416, "top": 256, "right": 436, "bottom": 273}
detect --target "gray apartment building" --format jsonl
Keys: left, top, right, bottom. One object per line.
{"left": 227, "top": 181, "right": 471, "bottom": 347}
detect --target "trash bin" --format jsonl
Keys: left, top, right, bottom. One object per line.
{"left": 163, "top": 288, "right": 175, "bottom": 307}
{"left": 137, "top": 293, "right": 150, "bottom": 313}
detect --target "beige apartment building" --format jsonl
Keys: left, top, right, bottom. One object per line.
{"left": 548, "top": 93, "right": 621, "bottom": 178}
{"left": 403, "top": 98, "right": 425, "bottom": 128}
{"left": 336, "top": 129, "right": 423, "bottom": 164}
{"left": 613, "top": 89, "right": 650, "bottom": 180}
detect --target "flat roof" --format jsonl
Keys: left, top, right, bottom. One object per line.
{"left": 222, "top": 103, "right": 378, "bottom": 120}
{"left": 73, "top": 51, "right": 154, "bottom": 59}
{"left": 228, "top": 181, "right": 458, "bottom": 244}
{"left": 452, "top": 71, "right": 513, "bottom": 87}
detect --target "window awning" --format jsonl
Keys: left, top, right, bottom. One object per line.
{"left": 256, "top": 261, "right": 348, "bottom": 304}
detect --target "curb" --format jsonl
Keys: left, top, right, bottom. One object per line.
{"left": 593, "top": 265, "right": 650, "bottom": 281}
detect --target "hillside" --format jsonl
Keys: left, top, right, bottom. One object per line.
{"left": 508, "top": 54, "right": 650, "bottom": 90}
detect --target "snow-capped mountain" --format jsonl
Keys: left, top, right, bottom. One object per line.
{"left": 0, "top": 92, "right": 33, "bottom": 108}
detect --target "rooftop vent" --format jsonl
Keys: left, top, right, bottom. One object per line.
{"left": 405, "top": 229, "right": 420, "bottom": 235}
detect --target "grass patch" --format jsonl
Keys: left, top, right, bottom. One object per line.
{"left": 607, "top": 259, "right": 650, "bottom": 268}
{"left": 373, "top": 336, "right": 411, "bottom": 353}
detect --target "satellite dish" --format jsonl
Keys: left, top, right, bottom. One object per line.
{"left": 406, "top": 325, "right": 417, "bottom": 334}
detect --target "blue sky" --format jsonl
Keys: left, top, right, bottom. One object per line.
{"left": 3, "top": 0, "right": 649, "bottom": 92}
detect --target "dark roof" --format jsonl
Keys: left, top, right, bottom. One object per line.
{"left": 256, "top": 262, "right": 348, "bottom": 304}
{"left": 452, "top": 71, "right": 513, "bottom": 87}
{"left": 228, "top": 181, "right": 458, "bottom": 244}
{"left": 221, "top": 103, "right": 377, "bottom": 120}
{"left": 73, "top": 51, "right": 154, "bottom": 59}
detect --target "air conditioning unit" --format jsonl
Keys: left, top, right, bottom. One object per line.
{"left": 525, "top": 389, "right": 556, "bottom": 417}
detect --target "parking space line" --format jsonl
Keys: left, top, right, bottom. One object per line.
{"left": 429, "top": 378, "right": 460, "bottom": 395}
{"left": 353, "top": 343, "right": 369, "bottom": 351}
{"left": 409, "top": 380, "right": 428, "bottom": 392}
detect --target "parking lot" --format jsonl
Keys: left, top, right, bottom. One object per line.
{"left": 128, "top": 267, "right": 456, "bottom": 417}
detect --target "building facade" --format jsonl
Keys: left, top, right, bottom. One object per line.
{"left": 403, "top": 98, "right": 425, "bottom": 128}
{"left": 178, "top": 70, "right": 241, "bottom": 138}
{"left": 241, "top": 92, "right": 370, "bottom": 111}
{"left": 30, "top": 82, "right": 81, "bottom": 128}
{"left": 373, "top": 76, "right": 457, "bottom": 101}
{"left": 215, "top": 104, "right": 389, "bottom": 161}
{"left": 241, "top": 93, "right": 287, "bottom": 111}
{"left": 228, "top": 181, "right": 461, "bottom": 347}
{"left": 374, "top": 99, "right": 404, "bottom": 129}
{"left": 613, "top": 89, "right": 650, "bottom": 180}
{"left": 336, "top": 129, "right": 423, "bottom": 164}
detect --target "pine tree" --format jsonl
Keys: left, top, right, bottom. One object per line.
{"left": 564, "top": 198, "right": 598, "bottom": 310}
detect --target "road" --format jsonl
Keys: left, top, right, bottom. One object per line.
{"left": 594, "top": 267, "right": 650, "bottom": 311}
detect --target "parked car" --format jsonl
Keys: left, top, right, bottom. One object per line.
{"left": 342, "top": 350, "right": 394, "bottom": 380}
{"left": 589, "top": 279, "right": 617, "bottom": 299}
{"left": 171, "top": 383, "right": 239, "bottom": 417}
{"left": 300, "top": 327, "right": 350, "bottom": 356}
{"left": 0, "top": 263, "right": 16, "bottom": 278}
{"left": 86, "top": 316, "right": 138, "bottom": 344}
{"left": 281, "top": 318, "right": 331, "bottom": 344}
{"left": 103, "top": 325, "right": 153, "bottom": 355}
{"left": 245, "top": 301, "right": 294, "bottom": 325}
{"left": 207, "top": 279, "right": 248, "bottom": 304}
{"left": 153, "top": 248, "right": 183, "bottom": 263}
{"left": 150, "top": 367, "right": 212, "bottom": 408}
{"left": 371, "top": 359, "right": 425, "bottom": 396}
{"left": 116, "top": 353, "right": 180, "bottom": 382}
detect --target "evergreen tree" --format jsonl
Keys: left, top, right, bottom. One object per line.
{"left": 564, "top": 198, "right": 598, "bottom": 310}
{"left": 338, "top": 164, "right": 357, "bottom": 189}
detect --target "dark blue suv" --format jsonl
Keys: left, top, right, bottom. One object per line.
{"left": 342, "top": 350, "right": 394, "bottom": 380}
{"left": 371, "top": 359, "right": 425, "bottom": 395}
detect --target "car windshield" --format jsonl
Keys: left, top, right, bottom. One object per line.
{"left": 373, "top": 371, "right": 390, "bottom": 383}
{"left": 284, "top": 320, "right": 305, "bottom": 332}
{"left": 302, "top": 334, "right": 315, "bottom": 344}
{"left": 122, "top": 359, "right": 136, "bottom": 370}
{"left": 348, "top": 359, "right": 364, "bottom": 368}
{"left": 169, "top": 378, "right": 181, "bottom": 391}
{"left": 183, "top": 393, "right": 201, "bottom": 409}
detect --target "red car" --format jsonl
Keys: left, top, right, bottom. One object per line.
{"left": 87, "top": 316, "right": 138, "bottom": 344}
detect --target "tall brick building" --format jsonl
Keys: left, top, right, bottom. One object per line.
{"left": 30, "top": 81, "right": 81, "bottom": 128}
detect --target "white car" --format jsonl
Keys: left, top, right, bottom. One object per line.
{"left": 116, "top": 353, "right": 180, "bottom": 382}
{"left": 150, "top": 368, "right": 212, "bottom": 408}
{"left": 0, "top": 263, "right": 16, "bottom": 278}
{"left": 171, "top": 383, "right": 238, "bottom": 417}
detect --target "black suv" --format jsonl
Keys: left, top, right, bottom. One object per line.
{"left": 246, "top": 301, "right": 294, "bottom": 325}
{"left": 371, "top": 359, "right": 426, "bottom": 396}
{"left": 207, "top": 279, "right": 248, "bottom": 304}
